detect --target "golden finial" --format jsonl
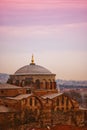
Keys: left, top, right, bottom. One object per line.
{"left": 31, "top": 54, "right": 34, "bottom": 64}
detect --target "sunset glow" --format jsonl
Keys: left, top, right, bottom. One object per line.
{"left": 0, "top": 0, "right": 87, "bottom": 80}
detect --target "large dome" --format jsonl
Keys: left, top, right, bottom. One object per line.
{"left": 14, "top": 55, "right": 54, "bottom": 75}
{"left": 15, "top": 64, "right": 52, "bottom": 75}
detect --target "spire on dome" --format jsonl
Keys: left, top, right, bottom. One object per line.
{"left": 31, "top": 54, "right": 34, "bottom": 63}
{"left": 30, "top": 54, "right": 35, "bottom": 65}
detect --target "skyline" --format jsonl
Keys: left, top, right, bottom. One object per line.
{"left": 0, "top": 0, "right": 87, "bottom": 80}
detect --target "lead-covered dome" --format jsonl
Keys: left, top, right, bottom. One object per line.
{"left": 15, "top": 55, "right": 52, "bottom": 75}
{"left": 15, "top": 64, "right": 52, "bottom": 75}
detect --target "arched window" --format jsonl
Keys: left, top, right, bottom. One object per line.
{"left": 35, "top": 79, "right": 40, "bottom": 89}
{"left": 45, "top": 82, "right": 48, "bottom": 89}
{"left": 21, "top": 80, "right": 25, "bottom": 87}
{"left": 57, "top": 98, "right": 59, "bottom": 106}
{"left": 35, "top": 98, "right": 37, "bottom": 106}
{"left": 34, "top": 109, "right": 38, "bottom": 114}
{"left": 30, "top": 98, "right": 32, "bottom": 106}
{"left": 57, "top": 107, "right": 59, "bottom": 112}
{"left": 15, "top": 80, "right": 19, "bottom": 86}
{"left": 66, "top": 107, "right": 68, "bottom": 110}
{"left": 26, "top": 89, "right": 31, "bottom": 94}
{"left": 54, "top": 81, "right": 56, "bottom": 89}
{"left": 25, "top": 78, "right": 33, "bottom": 86}
{"left": 62, "top": 107, "right": 64, "bottom": 111}
{"left": 66, "top": 98, "right": 68, "bottom": 106}
{"left": 62, "top": 96, "right": 64, "bottom": 105}
{"left": 50, "top": 82, "right": 52, "bottom": 89}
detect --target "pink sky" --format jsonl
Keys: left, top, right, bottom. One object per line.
{"left": 0, "top": 0, "right": 87, "bottom": 25}
{"left": 0, "top": 0, "right": 87, "bottom": 9}
{"left": 0, "top": 0, "right": 87, "bottom": 80}
{"left": 0, "top": 0, "right": 87, "bottom": 26}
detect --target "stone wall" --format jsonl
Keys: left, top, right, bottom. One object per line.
{"left": 8, "top": 74, "right": 56, "bottom": 91}
{"left": 0, "top": 109, "right": 86, "bottom": 130}
{"left": 0, "top": 88, "right": 26, "bottom": 97}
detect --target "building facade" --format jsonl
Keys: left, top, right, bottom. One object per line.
{"left": 0, "top": 56, "right": 86, "bottom": 129}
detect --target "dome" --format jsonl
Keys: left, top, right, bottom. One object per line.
{"left": 15, "top": 55, "right": 53, "bottom": 75}
{"left": 15, "top": 64, "right": 52, "bottom": 75}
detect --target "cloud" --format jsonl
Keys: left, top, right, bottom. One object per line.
{"left": 0, "top": 22, "right": 87, "bottom": 54}
{"left": 0, "top": 22, "right": 87, "bottom": 37}
{"left": 0, "top": 0, "right": 87, "bottom": 26}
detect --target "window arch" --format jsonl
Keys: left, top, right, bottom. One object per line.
{"left": 48, "top": 79, "right": 51, "bottom": 89}
{"left": 35, "top": 79, "right": 40, "bottom": 89}
{"left": 42, "top": 79, "right": 47, "bottom": 89}
{"left": 62, "top": 96, "right": 64, "bottom": 105}
{"left": 35, "top": 98, "right": 37, "bottom": 106}
{"left": 25, "top": 78, "right": 33, "bottom": 86}
{"left": 57, "top": 107, "right": 59, "bottom": 112}
{"left": 50, "top": 81, "right": 52, "bottom": 89}
{"left": 21, "top": 80, "right": 25, "bottom": 87}
{"left": 66, "top": 97, "right": 68, "bottom": 106}
{"left": 30, "top": 98, "right": 32, "bottom": 106}
{"left": 15, "top": 80, "right": 19, "bottom": 86}
{"left": 26, "top": 89, "right": 31, "bottom": 94}
{"left": 57, "top": 98, "right": 59, "bottom": 106}
{"left": 28, "top": 96, "right": 43, "bottom": 117}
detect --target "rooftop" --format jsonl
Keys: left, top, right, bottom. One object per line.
{"left": 0, "top": 105, "right": 16, "bottom": 113}
{"left": 0, "top": 83, "right": 22, "bottom": 89}
{"left": 7, "top": 94, "right": 32, "bottom": 100}
{"left": 41, "top": 93, "right": 63, "bottom": 99}
{"left": 15, "top": 64, "right": 53, "bottom": 75}
{"left": 79, "top": 106, "right": 87, "bottom": 111}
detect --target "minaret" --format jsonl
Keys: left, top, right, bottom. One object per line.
{"left": 30, "top": 54, "right": 35, "bottom": 65}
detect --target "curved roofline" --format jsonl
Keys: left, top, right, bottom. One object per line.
{"left": 14, "top": 64, "right": 54, "bottom": 75}
{"left": 14, "top": 73, "right": 56, "bottom": 76}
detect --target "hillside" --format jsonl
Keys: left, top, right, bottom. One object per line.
{"left": 0, "top": 73, "right": 9, "bottom": 83}
{"left": 56, "top": 79, "right": 87, "bottom": 86}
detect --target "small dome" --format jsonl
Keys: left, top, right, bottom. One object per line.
{"left": 15, "top": 64, "right": 52, "bottom": 75}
